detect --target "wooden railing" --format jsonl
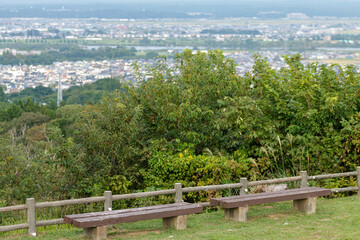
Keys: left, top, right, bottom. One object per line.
{"left": 1, "top": 167, "right": 360, "bottom": 236}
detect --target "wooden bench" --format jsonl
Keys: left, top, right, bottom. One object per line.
{"left": 64, "top": 202, "right": 203, "bottom": 240}
{"left": 210, "top": 187, "right": 331, "bottom": 222}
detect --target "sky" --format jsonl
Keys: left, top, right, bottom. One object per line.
{"left": 0, "top": 0, "right": 340, "bottom": 4}
{"left": 1, "top": 0, "right": 357, "bottom": 5}
{"left": 2, "top": 0, "right": 359, "bottom": 6}
{"left": 2, "top": 0, "right": 175, "bottom": 3}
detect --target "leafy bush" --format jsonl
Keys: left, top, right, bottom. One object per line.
{"left": 2, "top": 50, "right": 360, "bottom": 206}
{"left": 144, "top": 142, "right": 254, "bottom": 202}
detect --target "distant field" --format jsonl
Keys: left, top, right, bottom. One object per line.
{"left": 133, "top": 18, "right": 360, "bottom": 26}
{"left": 0, "top": 38, "right": 138, "bottom": 46}
{"left": 337, "top": 30, "right": 360, "bottom": 34}
{"left": 305, "top": 58, "right": 360, "bottom": 65}
{"left": 2, "top": 195, "right": 360, "bottom": 240}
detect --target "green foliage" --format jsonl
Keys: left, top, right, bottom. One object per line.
{"left": 133, "top": 49, "right": 263, "bottom": 154}
{"left": 3, "top": 50, "right": 360, "bottom": 206}
{"left": 4, "top": 111, "right": 50, "bottom": 135}
{"left": 66, "top": 50, "right": 360, "bottom": 199}
{"left": 0, "top": 85, "right": 5, "bottom": 102}
{"left": 7, "top": 85, "right": 54, "bottom": 103}
{"left": 52, "top": 105, "right": 83, "bottom": 136}
{"left": 242, "top": 54, "right": 360, "bottom": 176}
{"left": 0, "top": 133, "right": 56, "bottom": 203}
{"left": 69, "top": 50, "right": 271, "bottom": 198}
{"left": 75, "top": 94, "right": 148, "bottom": 193}
{"left": 62, "top": 78, "right": 125, "bottom": 105}
{"left": 145, "top": 51, "right": 160, "bottom": 59}
{"left": 0, "top": 46, "right": 136, "bottom": 66}
{"left": 145, "top": 143, "right": 253, "bottom": 202}
{"left": 0, "top": 98, "right": 55, "bottom": 125}
{"left": 4, "top": 78, "right": 125, "bottom": 106}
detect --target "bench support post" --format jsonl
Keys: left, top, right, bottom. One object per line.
{"left": 293, "top": 197, "right": 316, "bottom": 214}
{"left": 224, "top": 207, "right": 248, "bottom": 222}
{"left": 163, "top": 215, "right": 187, "bottom": 230}
{"left": 83, "top": 226, "right": 107, "bottom": 240}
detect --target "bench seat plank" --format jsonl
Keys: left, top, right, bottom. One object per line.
{"left": 221, "top": 189, "right": 331, "bottom": 208}
{"left": 210, "top": 188, "right": 323, "bottom": 206}
{"left": 211, "top": 187, "right": 331, "bottom": 208}
{"left": 71, "top": 204, "right": 203, "bottom": 228}
{"left": 64, "top": 202, "right": 191, "bottom": 225}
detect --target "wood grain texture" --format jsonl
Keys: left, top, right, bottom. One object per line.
{"left": 210, "top": 187, "right": 331, "bottom": 208}
{"left": 64, "top": 203, "right": 192, "bottom": 224}
{"left": 72, "top": 204, "right": 203, "bottom": 228}
{"left": 64, "top": 203, "right": 202, "bottom": 228}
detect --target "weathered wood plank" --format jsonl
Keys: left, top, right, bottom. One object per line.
{"left": 219, "top": 188, "right": 331, "bottom": 208}
{"left": 182, "top": 183, "right": 242, "bottom": 193}
{"left": 72, "top": 204, "right": 203, "bottom": 228}
{"left": 0, "top": 223, "right": 29, "bottom": 233}
{"left": 37, "top": 219, "right": 64, "bottom": 227}
{"left": 112, "top": 189, "right": 176, "bottom": 201}
{"left": 248, "top": 176, "right": 302, "bottom": 187}
{"left": 308, "top": 172, "right": 357, "bottom": 180}
{"left": 210, "top": 187, "right": 327, "bottom": 206}
{"left": 0, "top": 204, "right": 27, "bottom": 213}
{"left": 64, "top": 203, "right": 191, "bottom": 224}
{"left": 35, "top": 196, "right": 106, "bottom": 209}
{"left": 331, "top": 187, "right": 359, "bottom": 193}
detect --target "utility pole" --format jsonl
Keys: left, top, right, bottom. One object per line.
{"left": 57, "top": 71, "right": 63, "bottom": 107}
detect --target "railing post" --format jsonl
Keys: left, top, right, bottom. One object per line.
{"left": 26, "top": 198, "right": 36, "bottom": 237}
{"left": 104, "top": 191, "right": 112, "bottom": 211}
{"left": 357, "top": 167, "right": 360, "bottom": 197}
{"left": 240, "top": 178, "right": 248, "bottom": 195}
{"left": 104, "top": 191, "right": 113, "bottom": 228}
{"left": 300, "top": 171, "right": 308, "bottom": 188}
{"left": 174, "top": 183, "right": 183, "bottom": 203}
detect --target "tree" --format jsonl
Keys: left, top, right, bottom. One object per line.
{"left": 132, "top": 49, "right": 267, "bottom": 154}
{"left": 0, "top": 85, "right": 5, "bottom": 102}
{"left": 74, "top": 49, "right": 263, "bottom": 192}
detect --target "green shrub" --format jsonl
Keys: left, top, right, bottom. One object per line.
{"left": 144, "top": 143, "right": 253, "bottom": 202}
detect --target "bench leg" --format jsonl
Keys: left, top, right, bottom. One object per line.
{"left": 224, "top": 207, "right": 248, "bottom": 222}
{"left": 163, "top": 215, "right": 187, "bottom": 230}
{"left": 83, "top": 226, "right": 107, "bottom": 240}
{"left": 293, "top": 197, "right": 317, "bottom": 215}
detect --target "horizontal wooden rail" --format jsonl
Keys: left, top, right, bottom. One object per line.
{"left": 35, "top": 196, "right": 106, "bottom": 209}
{"left": 0, "top": 223, "right": 29, "bottom": 233}
{"left": 1, "top": 168, "right": 360, "bottom": 236}
{"left": 36, "top": 219, "right": 65, "bottom": 227}
{"left": 200, "top": 202, "right": 211, "bottom": 207}
{"left": 182, "top": 183, "right": 243, "bottom": 193}
{"left": 112, "top": 189, "right": 176, "bottom": 201}
{"left": 0, "top": 204, "right": 27, "bottom": 213}
{"left": 308, "top": 172, "right": 357, "bottom": 180}
{"left": 248, "top": 176, "right": 302, "bottom": 186}
{"left": 331, "top": 187, "right": 359, "bottom": 193}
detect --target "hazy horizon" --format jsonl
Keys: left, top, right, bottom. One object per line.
{"left": 1, "top": 0, "right": 360, "bottom": 19}
{"left": 3, "top": 0, "right": 360, "bottom": 5}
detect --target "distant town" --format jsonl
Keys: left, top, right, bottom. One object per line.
{"left": 1, "top": 16, "right": 360, "bottom": 93}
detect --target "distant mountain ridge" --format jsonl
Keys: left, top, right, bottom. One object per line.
{"left": 2, "top": 0, "right": 360, "bottom": 18}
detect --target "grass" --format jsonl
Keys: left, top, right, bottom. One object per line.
{"left": 2, "top": 196, "right": 360, "bottom": 240}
